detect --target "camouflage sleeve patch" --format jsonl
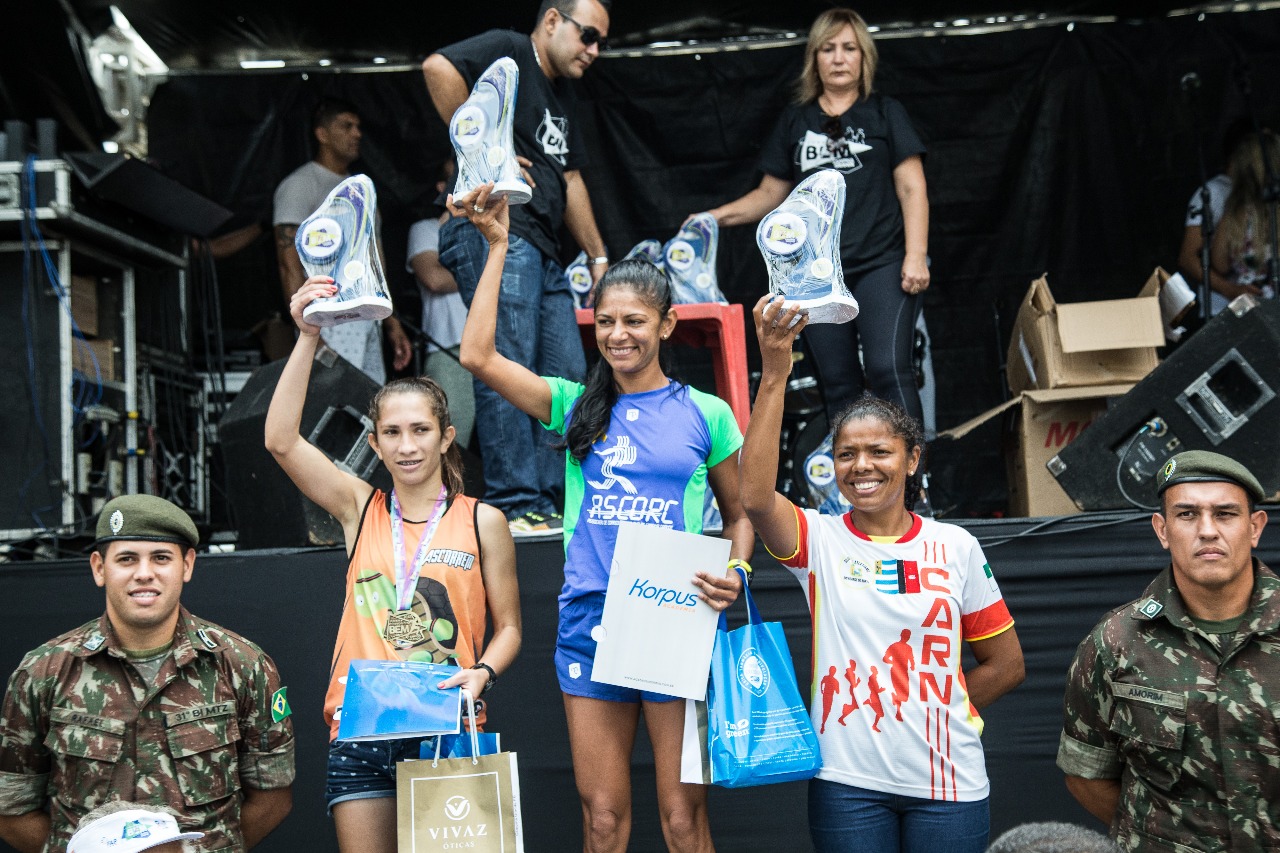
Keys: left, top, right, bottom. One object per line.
{"left": 1057, "top": 730, "right": 1121, "bottom": 779}
{"left": 239, "top": 738, "right": 296, "bottom": 790}
{"left": 0, "top": 769, "right": 48, "bottom": 814}
{"left": 230, "top": 650, "right": 295, "bottom": 790}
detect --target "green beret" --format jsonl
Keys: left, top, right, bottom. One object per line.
{"left": 93, "top": 495, "right": 199, "bottom": 549}
{"left": 1156, "top": 450, "right": 1265, "bottom": 503}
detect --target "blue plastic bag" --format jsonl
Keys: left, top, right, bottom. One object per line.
{"left": 705, "top": 568, "right": 822, "bottom": 787}
{"left": 421, "top": 732, "right": 501, "bottom": 760}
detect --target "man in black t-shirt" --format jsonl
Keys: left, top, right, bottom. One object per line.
{"left": 423, "top": 0, "right": 611, "bottom": 536}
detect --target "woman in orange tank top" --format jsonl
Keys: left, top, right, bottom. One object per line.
{"left": 265, "top": 274, "right": 521, "bottom": 853}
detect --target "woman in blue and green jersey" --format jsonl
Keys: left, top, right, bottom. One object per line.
{"left": 454, "top": 184, "right": 753, "bottom": 853}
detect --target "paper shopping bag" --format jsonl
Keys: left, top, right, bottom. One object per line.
{"left": 396, "top": 695, "right": 524, "bottom": 853}
{"left": 679, "top": 697, "right": 713, "bottom": 785}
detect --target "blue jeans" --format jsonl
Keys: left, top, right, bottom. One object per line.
{"left": 808, "top": 779, "right": 989, "bottom": 853}
{"left": 438, "top": 218, "right": 586, "bottom": 517}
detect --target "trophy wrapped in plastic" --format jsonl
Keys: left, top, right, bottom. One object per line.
{"left": 566, "top": 251, "right": 593, "bottom": 309}
{"left": 624, "top": 239, "right": 665, "bottom": 270}
{"left": 756, "top": 169, "right": 858, "bottom": 324}
{"left": 449, "top": 57, "right": 531, "bottom": 205}
{"left": 296, "top": 174, "right": 394, "bottom": 327}
{"left": 663, "top": 214, "right": 727, "bottom": 304}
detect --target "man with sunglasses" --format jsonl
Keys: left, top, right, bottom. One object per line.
{"left": 423, "top": 0, "right": 611, "bottom": 539}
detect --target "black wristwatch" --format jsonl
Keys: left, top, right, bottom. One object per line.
{"left": 471, "top": 662, "right": 497, "bottom": 693}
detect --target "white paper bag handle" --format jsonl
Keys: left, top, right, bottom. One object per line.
{"left": 464, "top": 689, "right": 480, "bottom": 764}
{"left": 431, "top": 688, "right": 482, "bottom": 766}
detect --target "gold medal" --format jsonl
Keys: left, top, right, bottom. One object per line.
{"left": 383, "top": 609, "right": 425, "bottom": 648}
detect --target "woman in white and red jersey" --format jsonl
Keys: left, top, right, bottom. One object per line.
{"left": 740, "top": 295, "right": 1025, "bottom": 853}
{"left": 265, "top": 275, "right": 521, "bottom": 853}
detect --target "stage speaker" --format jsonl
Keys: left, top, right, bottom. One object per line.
{"left": 1049, "top": 297, "right": 1280, "bottom": 510}
{"left": 218, "top": 348, "right": 390, "bottom": 549}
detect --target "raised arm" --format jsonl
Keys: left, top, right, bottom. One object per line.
{"left": 563, "top": 169, "right": 609, "bottom": 284}
{"left": 740, "top": 296, "right": 809, "bottom": 559}
{"left": 453, "top": 185, "right": 554, "bottom": 423}
{"left": 705, "top": 174, "right": 793, "bottom": 228}
{"left": 264, "top": 276, "right": 374, "bottom": 541}
{"left": 423, "top": 53, "right": 469, "bottom": 126}
{"left": 440, "top": 502, "right": 522, "bottom": 697}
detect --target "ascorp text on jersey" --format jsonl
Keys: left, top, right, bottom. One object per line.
{"left": 776, "top": 507, "right": 1014, "bottom": 801}
{"left": 543, "top": 377, "right": 742, "bottom": 607}
{"left": 324, "top": 491, "right": 487, "bottom": 740}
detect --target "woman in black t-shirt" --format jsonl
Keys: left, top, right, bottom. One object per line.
{"left": 700, "top": 8, "right": 929, "bottom": 425}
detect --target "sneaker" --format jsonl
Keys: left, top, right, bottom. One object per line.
{"left": 508, "top": 511, "right": 563, "bottom": 539}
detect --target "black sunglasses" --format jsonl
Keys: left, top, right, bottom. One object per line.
{"left": 559, "top": 11, "right": 609, "bottom": 50}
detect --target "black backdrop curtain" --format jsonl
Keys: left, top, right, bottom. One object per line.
{"left": 3, "top": 514, "right": 1279, "bottom": 852}
{"left": 148, "top": 10, "right": 1280, "bottom": 510}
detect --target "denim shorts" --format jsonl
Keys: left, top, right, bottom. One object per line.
{"left": 555, "top": 593, "right": 680, "bottom": 704}
{"left": 325, "top": 736, "right": 432, "bottom": 813}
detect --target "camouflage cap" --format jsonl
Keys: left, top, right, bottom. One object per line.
{"left": 1156, "top": 450, "right": 1265, "bottom": 503}
{"left": 93, "top": 494, "right": 199, "bottom": 549}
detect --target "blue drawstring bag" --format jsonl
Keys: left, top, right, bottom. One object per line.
{"left": 705, "top": 567, "right": 822, "bottom": 787}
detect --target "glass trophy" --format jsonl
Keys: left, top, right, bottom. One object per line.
{"left": 296, "top": 174, "right": 394, "bottom": 326}
{"left": 624, "top": 239, "right": 664, "bottom": 270}
{"left": 663, "top": 213, "right": 727, "bottom": 304}
{"left": 449, "top": 57, "right": 531, "bottom": 205}
{"left": 566, "top": 251, "right": 593, "bottom": 309}
{"left": 756, "top": 169, "right": 858, "bottom": 324}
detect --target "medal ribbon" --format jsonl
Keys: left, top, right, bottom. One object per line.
{"left": 389, "top": 485, "right": 449, "bottom": 611}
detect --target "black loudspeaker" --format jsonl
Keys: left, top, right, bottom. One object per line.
{"left": 1049, "top": 298, "right": 1280, "bottom": 510}
{"left": 65, "top": 152, "right": 233, "bottom": 237}
{"left": 218, "top": 349, "right": 389, "bottom": 549}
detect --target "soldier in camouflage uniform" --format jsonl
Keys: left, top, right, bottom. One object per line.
{"left": 0, "top": 495, "right": 296, "bottom": 853}
{"left": 1057, "top": 450, "right": 1278, "bottom": 852}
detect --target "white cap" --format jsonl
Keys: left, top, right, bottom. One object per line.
{"left": 68, "top": 809, "right": 205, "bottom": 853}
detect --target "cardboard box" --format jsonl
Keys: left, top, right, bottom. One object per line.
{"left": 71, "top": 274, "right": 99, "bottom": 337}
{"left": 1006, "top": 271, "right": 1164, "bottom": 393}
{"left": 73, "top": 337, "right": 117, "bottom": 382}
{"left": 941, "top": 384, "right": 1133, "bottom": 517}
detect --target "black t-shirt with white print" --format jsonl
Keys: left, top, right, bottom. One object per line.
{"left": 759, "top": 94, "right": 925, "bottom": 276}
{"left": 438, "top": 29, "right": 587, "bottom": 260}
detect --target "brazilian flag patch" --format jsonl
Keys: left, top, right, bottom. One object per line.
{"left": 271, "top": 687, "right": 292, "bottom": 722}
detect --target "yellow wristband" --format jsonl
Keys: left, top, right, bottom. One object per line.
{"left": 727, "top": 558, "right": 752, "bottom": 584}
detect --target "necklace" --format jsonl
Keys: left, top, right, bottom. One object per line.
{"left": 531, "top": 37, "right": 545, "bottom": 74}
